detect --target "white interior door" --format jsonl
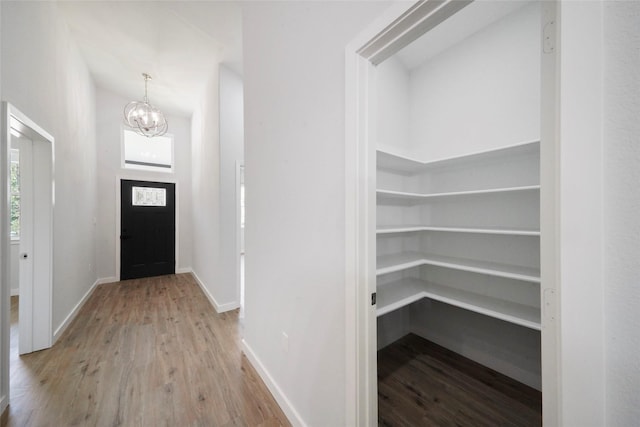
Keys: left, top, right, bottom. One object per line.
{"left": 13, "top": 133, "right": 33, "bottom": 355}
{"left": 5, "top": 106, "right": 54, "bottom": 356}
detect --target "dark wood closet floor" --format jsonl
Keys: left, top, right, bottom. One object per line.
{"left": 378, "top": 334, "right": 542, "bottom": 427}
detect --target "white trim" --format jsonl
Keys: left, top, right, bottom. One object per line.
{"left": 190, "top": 271, "right": 239, "bottom": 313}
{"left": 115, "top": 175, "right": 179, "bottom": 281}
{"left": 96, "top": 276, "right": 118, "bottom": 285}
{"left": 6, "top": 106, "right": 54, "bottom": 143}
{"left": 235, "top": 161, "right": 244, "bottom": 317}
{"left": 10, "top": 288, "right": 19, "bottom": 297}
{"left": 2, "top": 103, "right": 12, "bottom": 414}
{"left": 555, "top": 2, "right": 605, "bottom": 425}
{"left": 53, "top": 278, "right": 100, "bottom": 343}
{"left": 176, "top": 267, "right": 192, "bottom": 274}
{"left": 241, "top": 338, "right": 306, "bottom": 427}
{"left": 0, "top": 395, "right": 6, "bottom": 420}
{"left": 540, "top": 2, "right": 561, "bottom": 425}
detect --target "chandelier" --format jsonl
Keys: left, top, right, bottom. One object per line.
{"left": 123, "top": 73, "right": 168, "bottom": 137}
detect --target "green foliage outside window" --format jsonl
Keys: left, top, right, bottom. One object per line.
{"left": 10, "top": 151, "right": 19, "bottom": 239}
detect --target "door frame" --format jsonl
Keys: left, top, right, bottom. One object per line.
{"left": 344, "top": 1, "right": 561, "bottom": 425}
{"left": 115, "top": 175, "right": 179, "bottom": 281}
{"left": 1, "top": 102, "right": 54, "bottom": 409}
{"left": 235, "top": 161, "right": 244, "bottom": 316}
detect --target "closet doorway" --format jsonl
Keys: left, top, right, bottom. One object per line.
{"left": 345, "top": 1, "right": 559, "bottom": 425}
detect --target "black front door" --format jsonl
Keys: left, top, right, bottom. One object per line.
{"left": 120, "top": 180, "right": 175, "bottom": 280}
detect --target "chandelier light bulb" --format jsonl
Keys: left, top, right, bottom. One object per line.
{"left": 123, "top": 73, "right": 168, "bottom": 138}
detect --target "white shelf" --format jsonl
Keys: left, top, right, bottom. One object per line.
{"left": 377, "top": 140, "right": 540, "bottom": 175}
{"left": 376, "top": 278, "right": 426, "bottom": 317}
{"left": 376, "top": 277, "right": 541, "bottom": 330}
{"left": 377, "top": 225, "right": 540, "bottom": 236}
{"left": 377, "top": 185, "right": 540, "bottom": 205}
{"left": 376, "top": 252, "right": 540, "bottom": 283}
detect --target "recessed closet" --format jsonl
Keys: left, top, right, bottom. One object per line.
{"left": 373, "top": 1, "right": 543, "bottom": 423}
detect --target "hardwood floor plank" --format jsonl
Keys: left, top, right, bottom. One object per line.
{"left": 4, "top": 274, "right": 290, "bottom": 427}
{"left": 378, "top": 333, "right": 542, "bottom": 427}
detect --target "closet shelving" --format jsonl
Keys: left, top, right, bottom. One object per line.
{"left": 377, "top": 185, "right": 540, "bottom": 204}
{"left": 376, "top": 252, "right": 540, "bottom": 282}
{"left": 376, "top": 140, "right": 541, "bottom": 330}
{"left": 376, "top": 277, "right": 541, "bottom": 330}
{"left": 376, "top": 225, "right": 540, "bottom": 236}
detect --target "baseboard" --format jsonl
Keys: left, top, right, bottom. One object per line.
{"left": 10, "top": 288, "right": 18, "bottom": 297}
{"left": 190, "top": 271, "right": 239, "bottom": 313}
{"left": 96, "top": 276, "right": 118, "bottom": 285}
{"left": 176, "top": 267, "right": 192, "bottom": 274}
{"left": 53, "top": 278, "right": 100, "bottom": 343}
{"left": 241, "top": 339, "right": 306, "bottom": 427}
{"left": 1, "top": 394, "right": 7, "bottom": 423}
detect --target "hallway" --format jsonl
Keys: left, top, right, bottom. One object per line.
{"left": 3, "top": 274, "right": 289, "bottom": 426}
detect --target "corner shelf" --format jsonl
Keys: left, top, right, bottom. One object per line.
{"left": 376, "top": 225, "right": 540, "bottom": 236}
{"left": 375, "top": 140, "right": 541, "bottom": 348}
{"left": 377, "top": 140, "right": 540, "bottom": 175}
{"left": 376, "top": 252, "right": 540, "bottom": 283}
{"left": 376, "top": 277, "right": 541, "bottom": 330}
{"left": 376, "top": 185, "right": 540, "bottom": 205}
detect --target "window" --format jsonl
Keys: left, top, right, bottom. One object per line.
{"left": 123, "top": 129, "right": 173, "bottom": 172}
{"left": 132, "top": 186, "right": 167, "bottom": 207}
{"left": 10, "top": 149, "right": 20, "bottom": 239}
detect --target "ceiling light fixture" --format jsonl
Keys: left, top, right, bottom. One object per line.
{"left": 124, "top": 73, "right": 168, "bottom": 138}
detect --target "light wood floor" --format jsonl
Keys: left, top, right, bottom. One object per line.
{"left": 4, "top": 274, "right": 290, "bottom": 427}
{"left": 378, "top": 334, "right": 542, "bottom": 427}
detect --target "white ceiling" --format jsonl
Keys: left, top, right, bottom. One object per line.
{"left": 395, "top": 0, "right": 532, "bottom": 70}
{"left": 58, "top": 1, "right": 242, "bottom": 117}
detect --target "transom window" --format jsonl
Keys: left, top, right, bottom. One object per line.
{"left": 123, "top": 129, "right": 173, "bottom": 173}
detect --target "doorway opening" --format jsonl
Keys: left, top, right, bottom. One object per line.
{"left": 2, "top": 102, "right": 55, "bottom": 408}
{"left": 345, "top": 1, "right": 559, "bottom": 425}
{"left": 119, "top": 179, "right": 176, "bottom": 280}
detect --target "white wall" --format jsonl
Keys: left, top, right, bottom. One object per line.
{"left": 376, "top": 57, "right": 411, "bottom": 154}
{"left": 95, "top": 88, "right": 192, "bottom": 280}
{"left": 191, "top": 67, "right": 227, "bottom": 309}
{"left": 603, "top": 1, "right": 640, "bottom": 425}
{"left": 190, "top": 64, "right": 244, "bottom": 313}
{"left": 218, "top": 65, "right": 244, "bottom": 308}
{"left": 1, "top": 1, "right": 97, "bottom": 334}
{"left": 408, "top": 2, "right": 540, "bottom": 160}
{"left": 242, "top": 2, "right": 390, "bottom": 425}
